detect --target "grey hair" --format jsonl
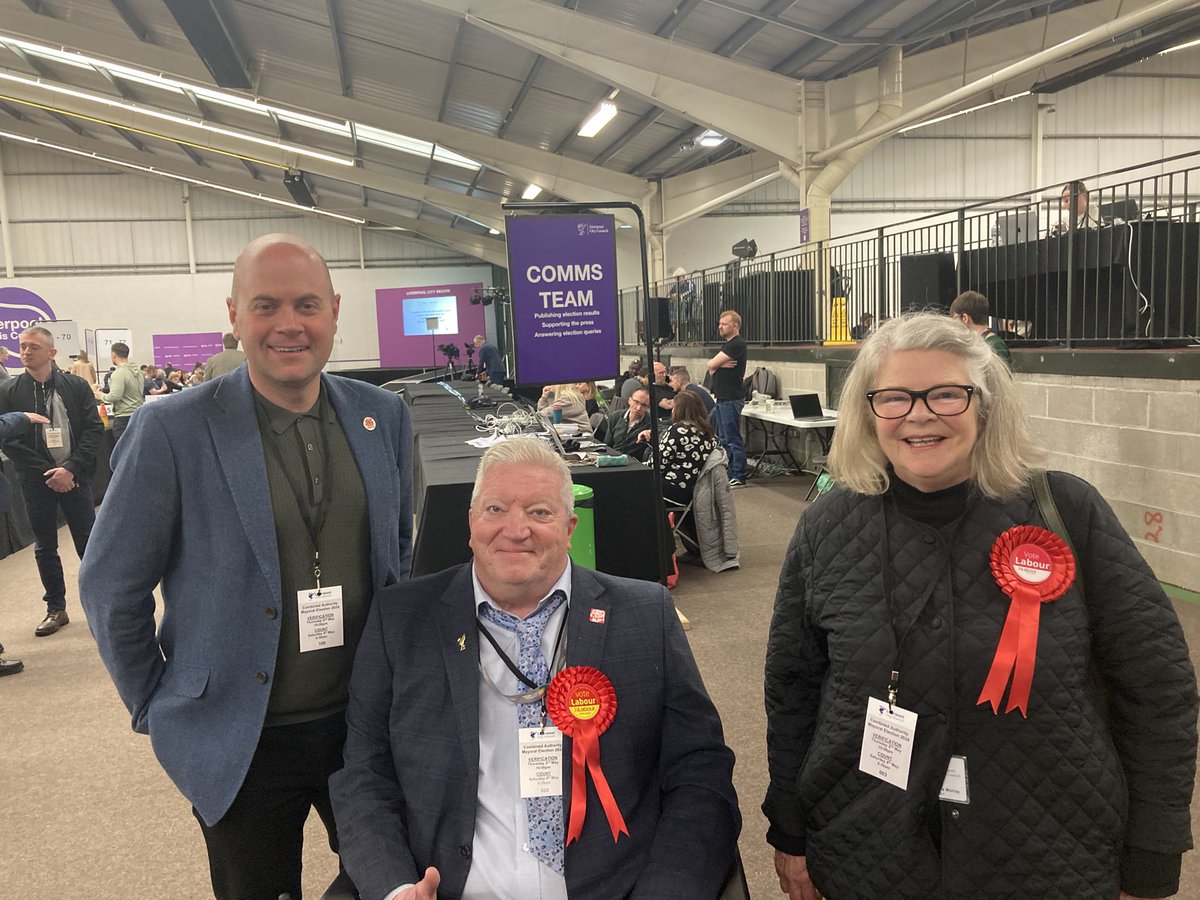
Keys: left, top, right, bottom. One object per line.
{"left": 471, "top": 437, "right": 574, "bottom": 512}
{"left": 828, "top": 312, "right": 1038, "bottom": 501}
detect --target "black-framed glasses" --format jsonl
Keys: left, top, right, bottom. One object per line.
{"left": 866, "top": 384, "right": 975, "bottom": 419}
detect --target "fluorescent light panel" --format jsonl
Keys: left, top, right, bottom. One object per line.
{"left": 521, "top": 184, "right": 542, "bottom": 200}
{"left": 898, "top": 92, "right": 1030, "bottom": 134}
{"left": 577, "top": 100, "right": 617, "bottom": 138}
{"left": 0, "top": 127, "right": 366, "bottom": 224}
{"left": 1160, "top": 38, "right": 1200, "bottom": 55}
{"left": 697, "top": 129, "right": 725, "bottom": 148}
{"left": 0, "top": 33, "right": 484, "bottom": 172}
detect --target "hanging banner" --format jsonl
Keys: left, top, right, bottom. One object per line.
{"left": 0, "top": 286, "right": 57, "bottom": 354}
{"left": 505, "top": 214, "right": 619, "bottom": 384}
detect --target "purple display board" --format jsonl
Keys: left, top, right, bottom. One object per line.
{"left": 153, "top": 332, "right": 223, "bottom": 369}
{"left": 375, "top": 282, "right": 486, "bottom": 368}
{"left": 505, "top": 214, "right": 619, "bottom": 384}
{"left": 0, "top": 286, "right": 57, "bottom": 354}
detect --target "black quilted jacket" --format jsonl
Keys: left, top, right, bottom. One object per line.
{"left": 763, "top": 472, "right": 1197, "bottom": 898}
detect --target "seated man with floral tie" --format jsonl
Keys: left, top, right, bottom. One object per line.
{"left": 331, "top": 438, "right": 739, "bottom": 900}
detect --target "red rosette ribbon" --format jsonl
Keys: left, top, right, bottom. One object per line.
{"left": 976, "top": 525, "right": 1076, "bottom": 717}
{"left": 545, "top": 665, "right": 629, "bottom": 844}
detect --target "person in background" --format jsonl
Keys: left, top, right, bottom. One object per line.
{"left": 669, "top": 266, "right": 697, "bottom": 342}
{"left": 706, "top": 310, "right": 748, "bottom": 487}
{"left": 329, "top": 437, "right": 739, "bottom": 900}
{"left": 0, "top": 345, "right": 11, "bottom": 380}
{"left": 764, "top": 312, "right": 1196, "bottom": 900}
{"left": 950, "top": 291, "right": 1012, "bottom": 366}
{"left": 79, "top": 233, "right": 414, "bottom": 900}
{"left": 161, "top": 370, "right": 187, "bottom": 393}
{"left": 1052, "top": 180, "right": 1101, "bottom": 234}
{"left": 204, "top": 333, "right": 246, "bottom": 381}
{"left": 0, "top": 409, "right": 51, "bottom": 674}
{"left": 594, "top": 387, "right": 653, "bottom": 461}
{"left": 668, "top": 366, "right": 715, "bottom": 415}
{"left": 850, "top": 313, "right": 876, "bottom": 341}
{"left": 617, "top": 358, "right": 646, "bottom": 401}
{"left": 473, "top": 334, "right": 506, "bottom": 386}
{"left": 638, "top": 389, "right": 717, "bottom": 507}
{"left": 536, "top": 383, "right": 590, "bottom": 430}
{"left": 94, "top": 342, "right": 144, "bottom": 444}
{"left": 69, "top": 349, "right": 97, "bottom": 386}
{"left": 188, "top": 363, "right": 207, "bottom": 386}
{"left": 0, "top": 326, "right": 103, "bottom": 637}
{"left": 574, "top": 380, "right": 608, "bottom": 418}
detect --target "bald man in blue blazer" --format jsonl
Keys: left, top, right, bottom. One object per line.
{"left": 80, "top": 234, "right": 413, "bottom": 899}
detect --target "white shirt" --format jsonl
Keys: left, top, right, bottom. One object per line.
{"left": 383, "top": 564, "right": 572, "bottom": 900}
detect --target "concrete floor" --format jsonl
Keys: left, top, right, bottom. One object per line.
{"left": 0, "top": 473, "right": 1197, "bottom": 898}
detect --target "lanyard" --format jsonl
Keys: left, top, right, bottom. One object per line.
{"left": 477, "top": 605, "right": 569, "bottom": 711}
{"left": 878, "top": 496, "right": 968, "bottom": 711}
{"left": 258, "top": 394, "right": 334, "bottom": 588}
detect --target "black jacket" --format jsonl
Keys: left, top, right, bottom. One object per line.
{"left": 0, "top": 366, "right": 104, "bottom": 480}
{"left": 763, "top": 471, "right": 1197, "bottom": 898}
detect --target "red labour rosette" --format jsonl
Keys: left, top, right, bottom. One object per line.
{"left": 977, "top": 525, "right": 1076, "bottom": 717}
{"left": 545, "top": 665, "right": 629, "bottom": 844}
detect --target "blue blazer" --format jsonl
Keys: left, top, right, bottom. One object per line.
{"left": 330, "top": 563, "right": 740, "bottom": 900}
{"left": 79, "top": 367, "right": 413, "bottom": 825}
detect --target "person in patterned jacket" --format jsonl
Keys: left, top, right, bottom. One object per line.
{"left": 764, "top": 312, "right": 1197, "bottom": 900}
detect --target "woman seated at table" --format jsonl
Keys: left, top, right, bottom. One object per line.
{"left": 575, "top": 380, "right": 609, "bottom": 418}
{"left": 536, "top": 384, "right": 591, "bottom": 430}
{"left": 638, "top": 389, "right": 717, "bottom": 505}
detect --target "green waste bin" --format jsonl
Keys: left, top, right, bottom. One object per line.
{"left": 569, "top": 484, "right": 596, "bottom": 569}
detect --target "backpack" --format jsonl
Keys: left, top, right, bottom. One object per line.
{"left": 743, "top": 366, "right": 779, "bottom": 400}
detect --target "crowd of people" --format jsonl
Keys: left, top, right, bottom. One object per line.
{"left": 0, "top": 229, "right": 1194, "bottom": 900}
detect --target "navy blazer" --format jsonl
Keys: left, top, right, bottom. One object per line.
{"left": 330, "top": 563, "right": 740, "bottom": 900}
{"left": 79, "top": 367, "right": 413, "bottom": 825}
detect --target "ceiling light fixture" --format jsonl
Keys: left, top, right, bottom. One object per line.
{"left": 0, "top": 128, "right": 366, "bottom": 224}
{"left": 577, "top": 100, "right": 617, "bottom": 138}
{"left": 0, "top": 33, "right": 485, "bottom": 171}
{"left": 1159, "top": 37, "right": 1200, "bottom": 55}
{"left": 697, "top": 130, "right": 725, "bottom": 148}
{"left": 521, "top": 184, "right": 542, "bottom": 200}
{"left": 0, "top": 69, "right": 355, "bottom": 166}
{"left": 898, "top": 91, "right": 1030, "bottom": 133}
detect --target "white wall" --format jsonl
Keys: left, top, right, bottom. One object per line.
{"left": 6, "top": 263, "right": 496, "bottom": 370}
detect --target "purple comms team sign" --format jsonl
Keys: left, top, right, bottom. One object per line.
{"left": 505, "top": 214, "right": 619, "bottom": 384}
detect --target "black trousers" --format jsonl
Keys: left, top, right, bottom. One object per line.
{"left": 18, "top": 474, "right": 94, "bottom": 612}
{"left": 193, "top": 713, "right": 348, "bottom": 900}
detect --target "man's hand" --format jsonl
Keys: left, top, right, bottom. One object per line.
{"left": 23, "top": 412, "right": 50, "bottom": 425}
{"left": 720, "top": 358, "right": 737, "bottom": 368}
{"left": 775, "top": 850, "right": 821, "bottom": 900}
{"left": 635, "top": 429, "right": 652, "bottom": 443}
{"left": 93, "top": 386, "right": 104, "bottom": 399}
{"left": 397, "top": 867, "right": 441, "bottom": 899}
{"left": 43, "top": 466, "right": 76, "bottom": 493}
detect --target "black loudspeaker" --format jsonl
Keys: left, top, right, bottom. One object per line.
{"left": 653, "top": 297, "right": 673, "bottom": 341}
{"left": 899, "top": 253, "right": 957, "bottom": 313}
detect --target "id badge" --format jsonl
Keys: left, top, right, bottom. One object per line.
{"left": 44, "top": 427, "right": 64, "bottom": 449}
{"left": 938, "top": 755, "right": 970, "bottom": 804}
{"left": 518, "top": 725, "right": 564, "bottom": 798}
{"left": 297, "top": 585, "right": 344, "bottom": 652}
{"left": 858, "top": 696, "right": 918, "bottom": 790}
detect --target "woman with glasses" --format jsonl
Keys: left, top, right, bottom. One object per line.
{"left": 764, "top": 313, "right": 1196, "bottom": 900}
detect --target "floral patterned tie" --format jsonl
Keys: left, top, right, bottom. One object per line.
{"left": 479, "top": 589, "right": 567, "bottom": 873}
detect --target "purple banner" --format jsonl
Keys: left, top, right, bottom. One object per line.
{"left": 153, "top": 332, "right": 223, "bottom": 369}
{"left": 0, "top": 286, "right": 56, "bottom": 354}
{"left": 505, "top": 214, "right": 619, "bottom": 384}
{"left": 375, "top": 282, "right": 486, "bottom": 368}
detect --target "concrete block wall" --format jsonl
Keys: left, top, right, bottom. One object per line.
{"left": 1019, "top": 373, "right": 1200, "bottom": 593}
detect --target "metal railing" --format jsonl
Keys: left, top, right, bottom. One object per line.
{"left": 621, "top": 150, "right": 1200, "bottom": 348}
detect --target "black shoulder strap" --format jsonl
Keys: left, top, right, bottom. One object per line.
{"left": 1030, "top": 469, "right": 1085, "bottom": 597}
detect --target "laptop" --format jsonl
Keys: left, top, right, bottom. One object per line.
{"left": 789, "top": 393, "right": 836, "bottom": 423}
{"left": 995, "top": 209, "right": 1038, "bottom": 245}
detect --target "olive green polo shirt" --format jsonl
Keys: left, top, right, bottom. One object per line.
{"left": 253, "top": 386, "right": 370, "bottom": 727}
